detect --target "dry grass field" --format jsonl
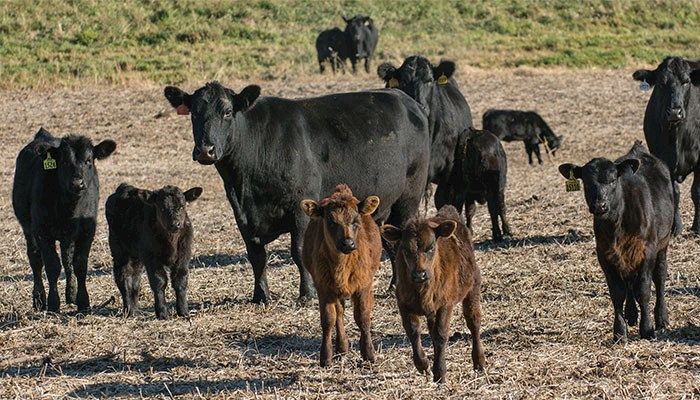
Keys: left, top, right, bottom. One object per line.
{"left": 1, "top": 67, "right": 699, "bottom": 399}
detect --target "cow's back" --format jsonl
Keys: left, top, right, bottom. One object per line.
{"left": 105, "top": 184, "right": 149, "bottom": 251}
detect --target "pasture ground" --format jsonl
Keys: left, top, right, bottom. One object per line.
{"left": 1, "top": 68, "right": 699, "bottom": 399}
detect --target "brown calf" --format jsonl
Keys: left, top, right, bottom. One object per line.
{"left": 300, "top": 184, "right": 382, "bottom": 367}
{"left": 381, "top": 205, "right": 485, "bottom": 382}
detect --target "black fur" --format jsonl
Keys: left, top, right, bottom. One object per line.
{"left": 343, "top": 15, "right": 379, "bottom": 73}
{"left": 482, "top": 109, "right": 562, "bottom": 165}
{"left": 315, "top": 27, "right": 348, "bottom": 74}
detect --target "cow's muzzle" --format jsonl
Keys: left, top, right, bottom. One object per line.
{"left": 666, "top": 107, "right": 685, "bottom": 123}
{"left": 193, "top": 145, "right": 218, "bottom": 165}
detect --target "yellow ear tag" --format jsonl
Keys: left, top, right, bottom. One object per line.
{"left": 43, "top": 153, "right": 57, "bottom": 170}
{"left": 388, "top": 78, "right": 399, "bottom": 88}
{"left": 565, "top": 170, "right": 580, "bottom": 192}
{"left": 437, "top": 74, "right": 448, "bottom": 85}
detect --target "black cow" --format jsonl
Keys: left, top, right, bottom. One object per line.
{"left": 377, "top": 56, "right": 472, "bottom": 207}
{"left": 559, "top": 142, "right": 673, "bottom": 341}
{"left": 164, "top": 81, "right": 430, "bottom": 304}
{"left": 343, "top": 15, "right": 378, "bottom": 74}
{"left": 106, "top": 183, "right": 202, "bottom": 319}
{"left": 315, "top": 27, "right": 348, "bottom": 74}
{"left": 12, "top": 128, "right": 116, "bottom": 312}
{"left": 633, "top": 56, "right": 700, "bottom": 234}
{"left": 482, "top": 109, "right": 563, "bottom": 165}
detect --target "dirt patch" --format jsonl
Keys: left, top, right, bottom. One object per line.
{"left": 1, "top": 68, "right": 699, "bottom": 399}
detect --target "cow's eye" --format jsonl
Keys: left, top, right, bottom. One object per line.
{"left": 223, "top": 110, "right": 233, "bottom": 119}
{"left": 85, "top": 159, "right": 92, "bottom": 166}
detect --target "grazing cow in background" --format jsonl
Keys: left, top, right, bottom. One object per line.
{"left": 559, "top": 141, "right": 673, "bottom": 341}
{"left": 452, "top": 127, "right": 511, "bottom": 240}
{"left": 633, "top": 56, "right": 700, "bottom": 235}
{"left": 381, "top": 205, "right": 485, "bottom": 382}
{"left": 344, "top": 15, "right": 378, "bottom": 73}
{"left": 482, "top": 109, "right": 563, "bottom": 165}
{"left": 164, "top": 81, "right": 429, "bottom": 304}
{"left": 300, "top": 185, "right": 381, "bottom": 366}
{"left": 315, "top": 27, "right": 348, "bottom": 74}
{"left": 106, "top": 184, "right": 202, "bottom": 319}
{"left": 12, "top": 128, "right": 116, "bottom": 312}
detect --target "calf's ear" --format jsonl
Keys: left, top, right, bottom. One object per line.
{"left": 432, "top": 220, "right": 457, "bottom": 238}
{"left": 691, "top": 69, "right": 700, "bottom": 85}
{"left": 380, "top": 224, "right": 402, "bottom": 243}
{"left": 558, "top": 163, "right": 582, "bottom": 179}
{"left": 632, "top": 69, "right": 656, "bottom": 85}
{"left": 434, "top": 60, "right": 456, "bottom": 80}
{"left": 184, "top": 187, "right": 203, "bottom": 202}
{"left": 359, "top": 195, "right": 380, "bottom": 215}
{"left": 164, "top": 86, "right": 192, "bottom": 115}
{"left": 34, "top": 141, "right": 58, "bottom": 156}
{"left": 94, "top": 140, "right": 117, "bottom": 160}
{"left": 300, "top": 199, "right": 322, "bottom": 217}
{"left": 377, "top": 63, "right": 397, "bottom": 82}
{"left": 234, "top": 85, "right": 261, "bottom": 112}
{"left": 616, "top": 158, "right": 640, "bottom": 175}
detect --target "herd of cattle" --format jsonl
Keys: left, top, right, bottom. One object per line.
{"left": 9, "top": 15, "right": 700, "bottom": 380}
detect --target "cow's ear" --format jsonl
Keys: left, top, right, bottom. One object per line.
{"left": 431, "top": 220, "right": 457, "bottom": 238}
{"left": 632, "top": 69, "right": 656, "bottom": 85}
{"left": 184, "top": 187, "right": 203, "bottom": 202}
{"left": 342, "top": 15, "right": 351, "bottom": 23}
{"left": 93, "top": 140, "right": 116, "bottom": 160}
{"left": 34, "top": 141, "right": 58, "bottom": 156}
{"left": 164, "top": 86, "right": 192, "bottom": 115}
{"left": 558, "top": 163, "right": 582, "bottom": 179}
{"left": 377, "top": 63, "right": 396, "bottom": 82}
{"left": 616, "top": 158, "right": 640, "bottom": 176}
{"left": 359, "top": 195, "right": 380, "bottom": 215}
{"left": 434, "top": 60, "right": 456, "bottom": 80}
{"left": 691, "top": 69, "right": 700, "bottom": 85}
{"left": 143, "top": 191, "right": 157, "bottom": 205}
{"left": 300, "top": 199, "right": 322, "bottom": 218}
{"left": 234, "top": 85, "right": 260, "bottom": 112}
{"left": 380, "top": 224, "right": 402, "bottom": 243}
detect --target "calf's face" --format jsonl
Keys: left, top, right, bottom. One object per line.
{"left": 145, "top": 186, "right": 203, "bottom": 232}
{"left": 378, "top": 56, "right": 455, "bottom": 107}
{"left": 164, "top": 82, "right": 261, "bottom": 165}
{"left": 301, "top": 194, "right": 380, "bottom": 254}
{"left": 381, "top": 219, "right": 457, "bottom": 284}
{"left": 633, "top": 57, "right": 700, "bottom": 123}
{"left": 35, "top": 135, "right": 116, "bottom": 195}
{"left": 559, "top": 158, "right": 640, "bottom": 217}
{"left": 343, "top": 16, "right": 372, "bottom": 57}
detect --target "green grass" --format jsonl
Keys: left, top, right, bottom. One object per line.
{"left": 1, "top": 0, "right": 699, "bottom": 88}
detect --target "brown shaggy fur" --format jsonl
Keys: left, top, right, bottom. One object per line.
{"left": 382, "top": 205, "right": 485, "bottom": 382}
{"left": 604, "top": 233, "right": 647, "bottom": 278}
{"left": 300, "top": 184, "right": 382, "bottom": 367}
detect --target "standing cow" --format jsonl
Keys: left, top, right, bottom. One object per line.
{"left": 343, "top": 15, "right": 378, "bottom": 74}
{"left": 164, "top": 81, "right": 430, "bottom": 303}
{"left": 12, "top": 128, "right": 116, "bottom": 312}
{"left": 315, "top": 27, "right": 348, "bottom": 74}
{"left": 482, "top": 109, "right": 563, "bottom": 165}
{"left": 633, "top": 56, "right": 700, "bottom": 234}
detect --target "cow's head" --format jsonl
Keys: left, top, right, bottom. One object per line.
{"left": 559, "top": 157, "right": 640, "bottom": 219}
{"left": 300, "top": 184, "right": 379, "bottom": 254}
{"left": 164, "top": 82, "right": 260, "bottom": 165}
{"left": 633, "top": 57, "right": 700, "bottom": 123}
{"left": 377, "top": 56, "right": 455, "bottom": 106}
{"left": 343, "top": 15, "right": 373, "bottom": 57}
{"left": 143, "top": 185, "right": 202, "bottom": 233}
{"left": 34, "top": 128, "right": 116, "bottom": 195}
{"left": 381, "top": 216, "right": 457, "bottom": 284}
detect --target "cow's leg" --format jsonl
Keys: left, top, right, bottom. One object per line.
{"left": 524, "top": 142, "right": 534, "bottom": 165}
{"left": 486, "top": 187, "right": 503, "bottom": 241}
{"left": 400, "top": 309, "right": 428, "bottom": 373}
{"left": 602, "top": 265, "right": 627, "bottom": 342}
{"left": 112, "top": 252, "right": 130, "bottom": 316}
{"left": 171, "top": 263, "right": 189, "bottom": 318}
{"left": 291, "top": 222, "right": 316, "bottom": 301}
{"left": 126, "top": 261, "right": 143, "bottom": 316}
{"left": 383, "top": 238, "right": 399, "bottom": 292}
{"left": 533, "top": 143, "right": 543, "bottom": 164}
{"left": 353, "top": 287, "right": 375, "bottom": 362}
{"left": 334, "top": 299, "right": 349, "bottom": 356}
{"left": 653, "top": 248, "right": 669, "bottom": 331}
{"left": 464, "top": 197, "right": 477, "bottom": 233}
{"left": 364, "top": 57, "right": 371, "bottom": 74}
{"left": 350, "top": 56, "right": 358, "bottom": 74}
{"left": 385, "top": 198, "right": 419, "bottom": 291}
{"left": 23, "top": 230, "right": 46, "bottom": 310}
{"left": 634, "top": 261, "right": 655, "bottom": 339}
{"left": 245, "top": 241, "right": 270, "bottom": 304}
{"left": 672, "top": 181, "right": 683, "bottom": 236}
{"left": 145, "top": 264, "right": 169, "bottom": 319}
{"left": 498, "top": 186, "right": 512, "bottom": 237}
{"left": 434, "top": 181, "right": 451, "bottom": 210}
{"left": 319, "top": 295, "right": 337, "bottom": 367}
{"left": 72, "top": 225, "right": 95, "bottom": 311}
{"left": 691, "top": 172, "right": 700, "bottom": 233}
{"left": 624, "top": 285, "right": 638, "bottom": 327}
{"left": 429, "top": 306, "right": 452, "bottom": 382}
{"left": 37, "top": 239, "right": 62, "bottom": 312}
{"left": 60, "top": 241, "right": 77, "bottom": 305}
{"left": 463, "top": 289, "right": 486, "bottom": 371}
{"left": 319, "top": 59, "right": 325, "bottom": 74}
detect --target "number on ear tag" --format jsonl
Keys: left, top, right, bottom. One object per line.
{"left": 388, "top": 78, "right": 399, "bottom": 88}
{"left": 565, "top": 170, "right": 580, "bottom": 192}
{"left": 43, "top": 153, "right": 57, "bottom": 170}
{"left": 639, "top": 80, "right": 650, "bottom": 92}
{"left": 437, "top": 74, "right": 448, "bottom": 85}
